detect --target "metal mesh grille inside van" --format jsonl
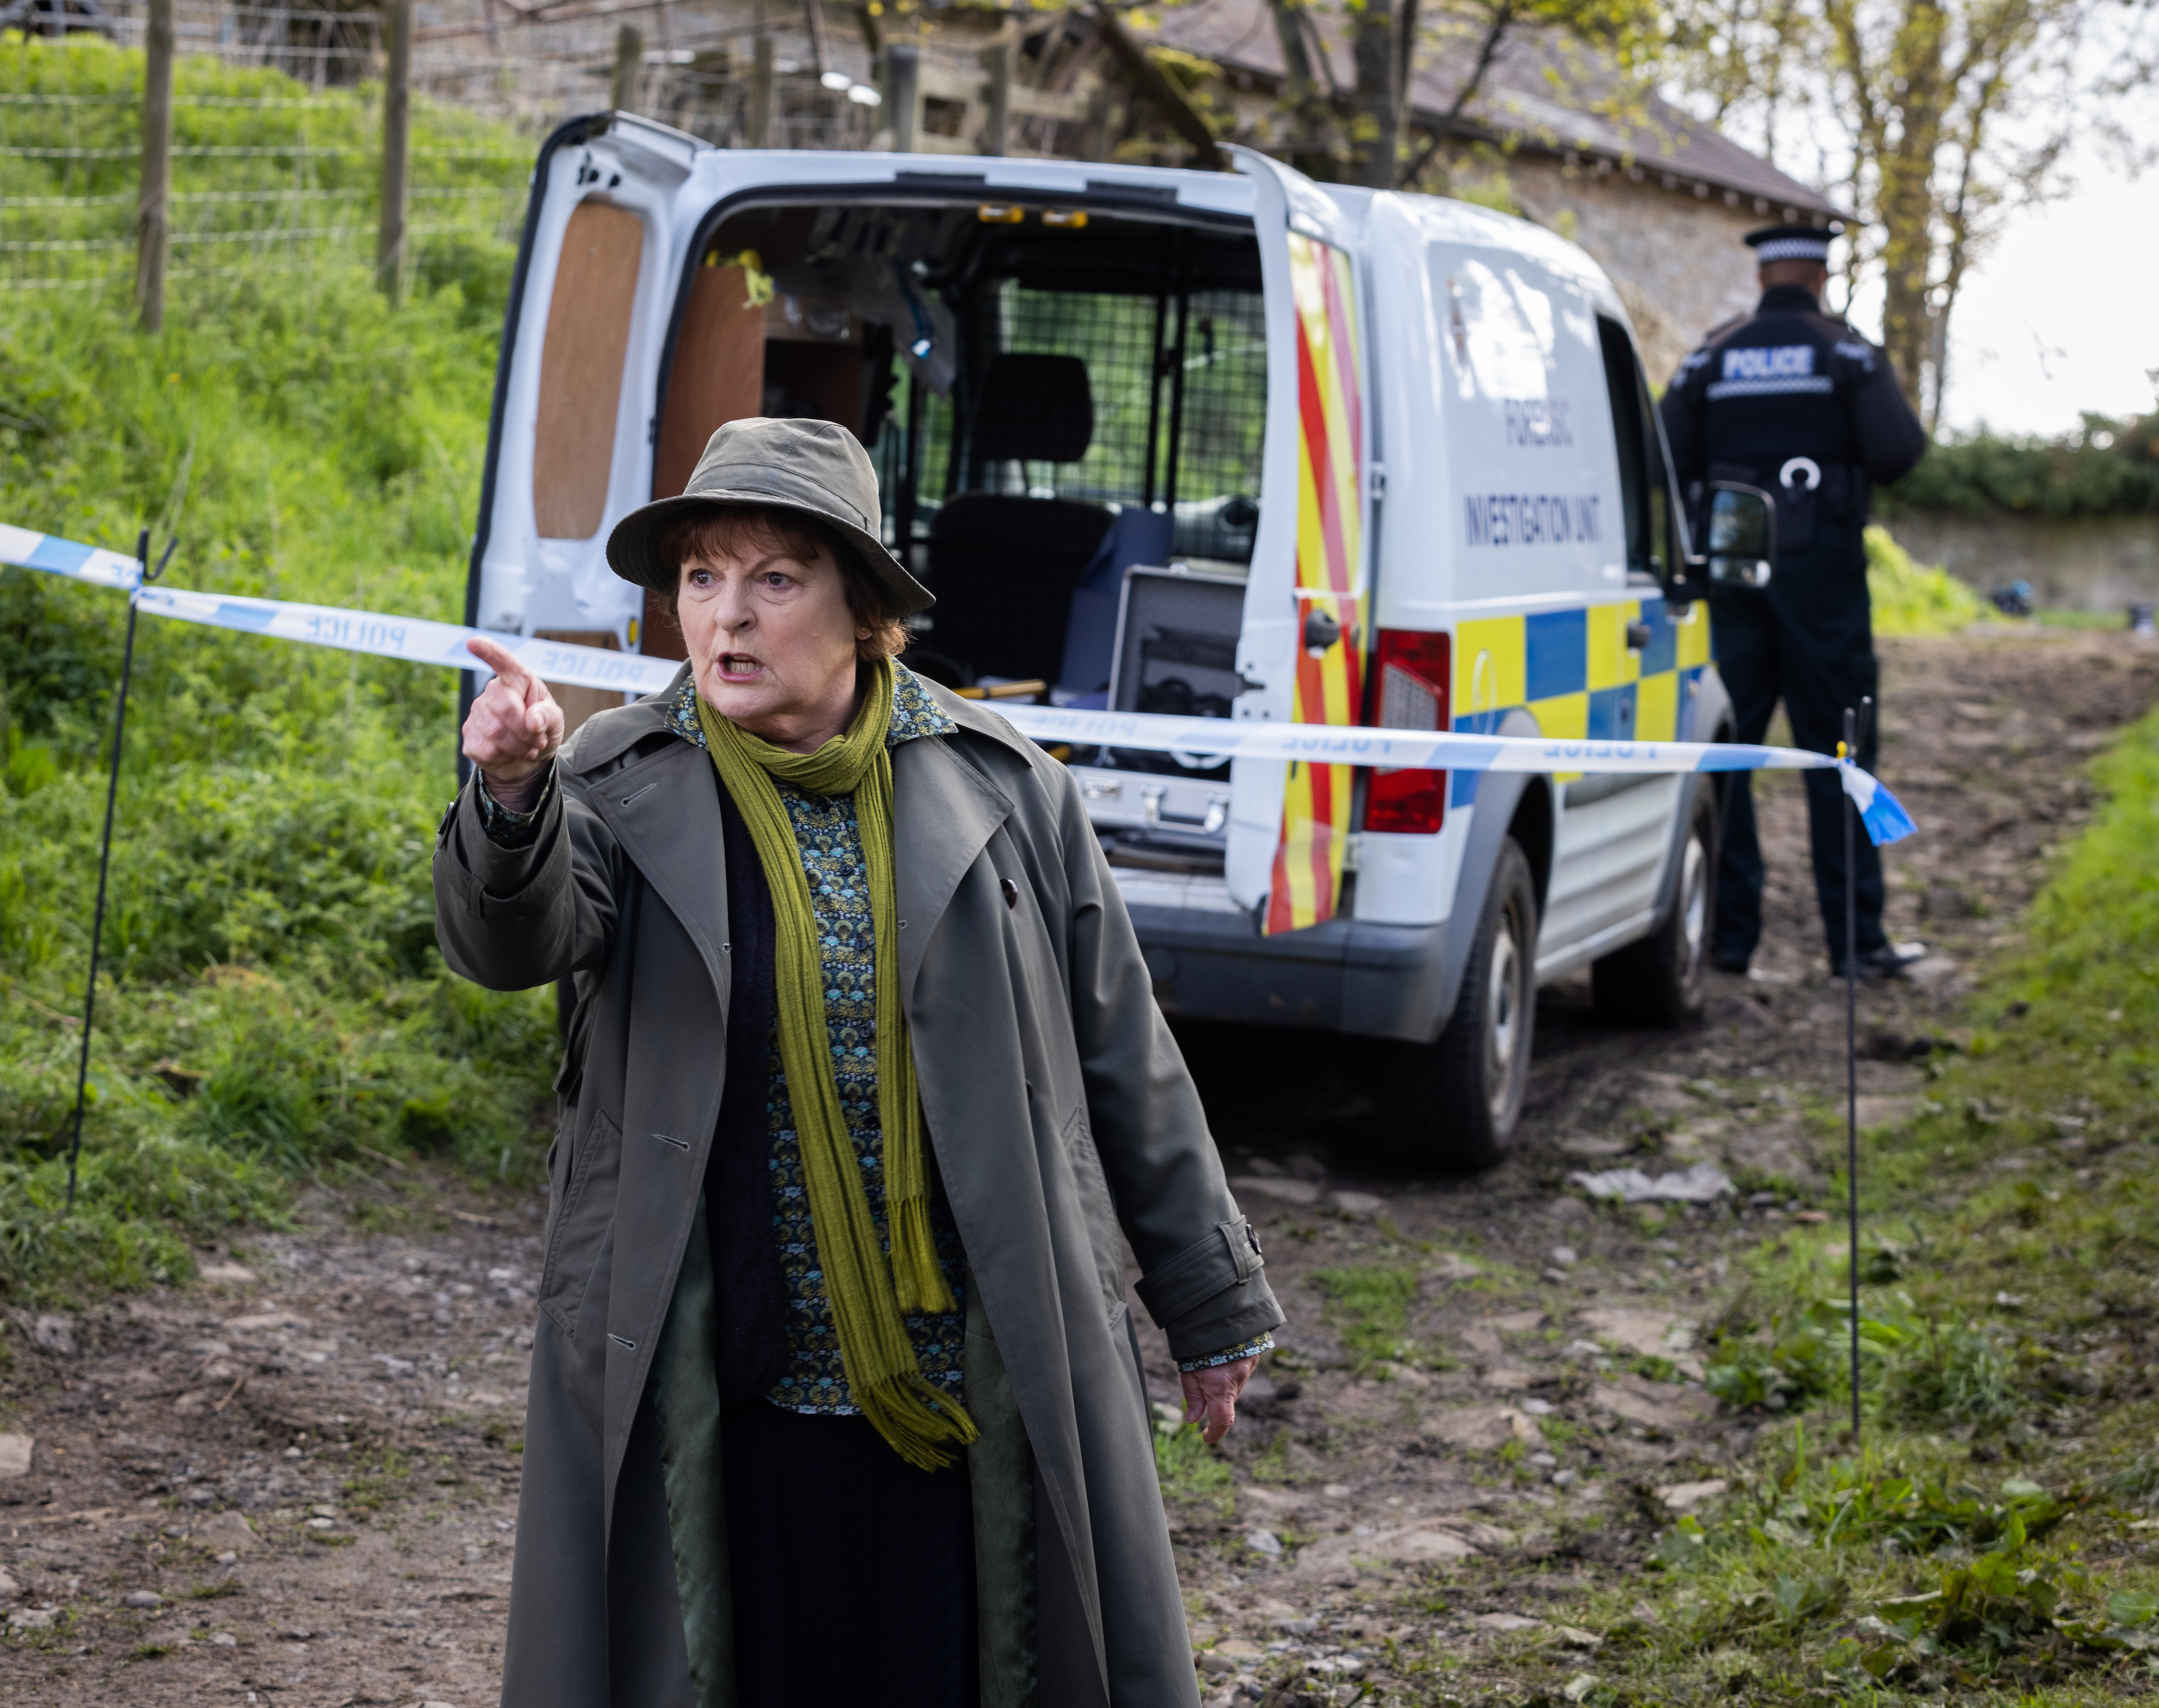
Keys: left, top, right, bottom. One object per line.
{"left": 897, "top": 282, "right": 1266, "bottom": 565}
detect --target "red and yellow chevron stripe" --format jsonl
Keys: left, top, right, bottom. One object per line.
{"left": 1264, "top": 234, "right": 1367, "bottom": 936}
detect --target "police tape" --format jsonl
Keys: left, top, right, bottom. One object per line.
{"left": 0, "top": 523, "right": 151, "bottom": 594}
{"left": 5, "top": 524, "right": 1917, "bottom": 846}
{"left": 134, "top": 585, "right": 680, "bottom": 698}
{"left": 0, "top": 522, "right": 679, "bottom": 697}
{"left": 996, "top": 705, "right": 1917, "bottom": 846}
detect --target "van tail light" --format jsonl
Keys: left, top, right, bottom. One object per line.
{"left": 1364, "top": 629, "right": 1450, "bottom": 834}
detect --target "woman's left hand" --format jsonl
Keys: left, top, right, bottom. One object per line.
{"left": 1181, "top": 1357, "right": 1259, "bottom": 1446}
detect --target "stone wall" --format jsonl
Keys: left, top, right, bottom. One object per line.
{"left": 1881, "top": 511, "right": 2159, "bottom": 614}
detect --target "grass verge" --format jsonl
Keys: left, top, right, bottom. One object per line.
{"left": 1518, "top": 703, "right": 2159, "bottom": 1706}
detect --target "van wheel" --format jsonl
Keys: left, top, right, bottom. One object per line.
{"left": 1592, "top": 785, "right": 1716, "bottom": 1027}
{"left": 1381, "top": 838, "right": 1539, "bottom": 1171}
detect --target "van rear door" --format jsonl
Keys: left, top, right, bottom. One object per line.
{"left": 467, "top": 117, "right": 708, "bottom": 692}
{"left": 1227, "top": 151, "right": 1376, "bottom": 935}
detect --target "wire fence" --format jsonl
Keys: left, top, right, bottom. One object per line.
{"left": 2, "top": 1, "right": 1080, "bottom": 299}
{"left": 0, "top": 29, "right": 531, "bottom": 295}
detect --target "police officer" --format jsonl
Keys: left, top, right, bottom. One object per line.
{"left": 1660, "top": 224, "right": 1928, "bottom": 979}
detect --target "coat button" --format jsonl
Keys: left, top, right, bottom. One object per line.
{"left": 1000, "top": 877, "right": 1019, "bottom": 909}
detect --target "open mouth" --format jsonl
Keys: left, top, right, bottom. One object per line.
{"left": 714, "top": 652, "right": 765, "bottom": 682}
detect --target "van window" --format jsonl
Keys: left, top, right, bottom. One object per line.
{"left": 1595, "top": 315, "right": 1671, "bottom": 583}
{"left": 534, "top": 200, "right": 644, "bottom": 540}
{"left": 661, "top": 202, "right": 1264, "bottom": 694}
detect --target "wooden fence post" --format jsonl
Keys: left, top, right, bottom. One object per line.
{"left": 612, "top": 23, "right": 644, "bottom": 113}
{"left": 135, "top": 0, "right": 172, "bottom": 331}
{"left": 749, "top": 34, "right": 774, "bottom": 145}
{"left": 980, "top": 37, "right": 1010, "bottom": 156}
{"left": 378, "top": 0, "right": 411, "bottom": 302}
{"left": 885, "top": 41, "right": 919, "bottom": 153}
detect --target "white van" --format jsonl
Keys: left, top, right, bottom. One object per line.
{"left": 466, "top": 115, "right": 1743, "bottom": 1166}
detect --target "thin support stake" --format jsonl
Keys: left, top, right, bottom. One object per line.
{"left": 65, "top": 531, "right": 174, "bottom": 1213}
{"left": 1843, "top": 701, "right": 1862, "bottom": 1441}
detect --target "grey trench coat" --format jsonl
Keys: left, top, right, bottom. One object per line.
{"left": 432, "top": 667, "right": 1283, "bottom": 1708}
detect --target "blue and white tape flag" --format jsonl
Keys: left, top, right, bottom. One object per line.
{"left": 5, "top": 523, "right": 1916, "bottom": 847}
{"left": 1836, "top": 757, "right": 1918, "bottom": 847}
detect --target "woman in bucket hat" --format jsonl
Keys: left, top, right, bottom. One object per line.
{"left": 434, "top": 417, "right": 1282, "bottom": 1707}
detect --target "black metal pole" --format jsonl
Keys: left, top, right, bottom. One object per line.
{"left": 1844, "top": 701, "right": 1861, "bottom": 1441}
{"left": 64, "top": 531, "right": 172, "bottom": 1212}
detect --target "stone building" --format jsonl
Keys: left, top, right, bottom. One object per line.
{"left": 105, "top": 0, "right": 1835, "bottom": 379}
{"left": 1150, "top": 0, "right": 1845, "bottom": 382}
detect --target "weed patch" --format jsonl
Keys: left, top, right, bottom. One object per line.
{"left": 1309, "top": 1263, "right": 1424, "bottom": 1371}
{"left": 1152, "top": 1403, "right": 1234, "bottom": 1514}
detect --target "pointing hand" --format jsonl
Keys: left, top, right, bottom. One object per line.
{"left": 462, "top": 637, "right": 565, "bottom": 808}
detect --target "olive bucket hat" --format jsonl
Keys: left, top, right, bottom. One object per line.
{"left": 605, "top": 416, "right": 933, "bottom": 616}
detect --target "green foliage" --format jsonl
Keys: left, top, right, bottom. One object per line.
{"left": 1703, "top": 1301, "right": 1868, "bottom": 1413}
{"left": 1309, "top": 1262, "right": 1424, "bottom": 1370}
{"left": 1882, "top": 414, "right": 2159, "bottom": 520}
{"left": 1864, "top": 524, "right": 1994, "bottom": 637}
{"left": 0, "top": 43, "right": 553, "bottom": 1303}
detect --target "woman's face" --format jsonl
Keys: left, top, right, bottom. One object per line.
{"left": 676, "top": 530, "right": 870, "bottom": 752}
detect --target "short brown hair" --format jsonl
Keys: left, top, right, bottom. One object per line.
{"left": 655, "top": 504, "right": 910, "bottom": 662}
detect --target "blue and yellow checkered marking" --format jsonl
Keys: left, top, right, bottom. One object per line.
{"left": 1448, "top": 596, "right": 1712, "bottom": 803}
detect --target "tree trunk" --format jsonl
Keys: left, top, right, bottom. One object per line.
{"left": 1353, "top": 0, "right": 1398, "bottom": 189}
{"left": 1875, "top": 0, "right": 1947, "bottom": 404}
{"left": 611, "top": 23, "right": 645, "bottom": 114}
{"left": 1266, "top": 0, "right": 1335, "bottom": 177}
{"left": 981, "top": 37, "right": 1011, "bottom": 155}
{"left": 1392, "top": 0, "right": 1419, "bottom": 185}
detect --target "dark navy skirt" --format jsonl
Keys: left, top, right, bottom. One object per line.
{"left": 722, "top": 1400, "right": 977, "bottom": 1706}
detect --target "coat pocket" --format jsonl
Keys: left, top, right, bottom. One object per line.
{"left": 1061, "top": 1106, "right": 1127, "bottom": 1313}
{"left": 538, "top": 1105, "right": 622, "bottom": 1342}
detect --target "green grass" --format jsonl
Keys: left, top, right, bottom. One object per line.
{"left": 1310, "top": 1262, "right": 1427, "bottom": 1372}
{"left": 1153, "top": 1403, "right": 1235, "bottom": 1513}
{"left": 1562, "top": 703, "right": 2159, "bottom": 1705}
{"left": 0, "top": 41, "right": 553, "bottom": 1305}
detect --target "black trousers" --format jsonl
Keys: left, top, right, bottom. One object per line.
{"left": 1709, "top": 526, "right": 1887, "bottom": 968}
{"left": 723, "top": 1400, "right": 978, "bottom": 1706}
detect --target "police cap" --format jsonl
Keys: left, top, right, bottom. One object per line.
{"left": 1744, "top": 222, "right": 1843, "bottom": 264}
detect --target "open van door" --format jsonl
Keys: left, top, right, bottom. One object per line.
{"left": 464, "top": 114, "right": 708, "bottom": 744}
{"left": 1227, "top": 150, "right": 1377, "bottom": 936}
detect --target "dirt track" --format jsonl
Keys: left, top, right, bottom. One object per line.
{"left": 3, "top": 626, "right": 2155, "bottom": 1707}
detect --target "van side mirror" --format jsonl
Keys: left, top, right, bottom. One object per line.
{"left": 1705, "top": 482, "right": 1776, "bottom": 589}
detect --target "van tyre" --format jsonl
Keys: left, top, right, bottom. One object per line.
{"left": 1591, "top": 784, "right": 1717, "bottom": 1027}
{"left": 1382, "top": 837, "right": 1539, "bottom": 1172}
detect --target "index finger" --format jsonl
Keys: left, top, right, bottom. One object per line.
{"left": 465, "top": 635, "right": 533, "bottom": 693}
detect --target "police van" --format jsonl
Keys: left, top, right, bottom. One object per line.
{"left": 467, "top": 115, "right": 1761, "bottom": 1166}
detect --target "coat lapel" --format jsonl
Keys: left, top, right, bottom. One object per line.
{"left": 584, "top": 737, "right": 732, "bottom": 1002}
{"left": 892, "top": 734, "right": 1014, "bottom": 1001}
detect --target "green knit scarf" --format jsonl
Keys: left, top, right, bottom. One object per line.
{"left": 696, "top": 659, "right": 978, "bottom": 1472}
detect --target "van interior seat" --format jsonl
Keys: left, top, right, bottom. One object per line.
{"left": 925, "top": 352, "right": 1113, "bottom": 685}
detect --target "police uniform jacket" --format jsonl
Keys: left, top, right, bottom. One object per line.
{"left": 1659, "top": 283, "right": 1927, "bottom": 553}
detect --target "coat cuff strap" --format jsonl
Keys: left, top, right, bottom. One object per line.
{"left": 1134, "top": 1216, "right": 1265, "bottom": 1330}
